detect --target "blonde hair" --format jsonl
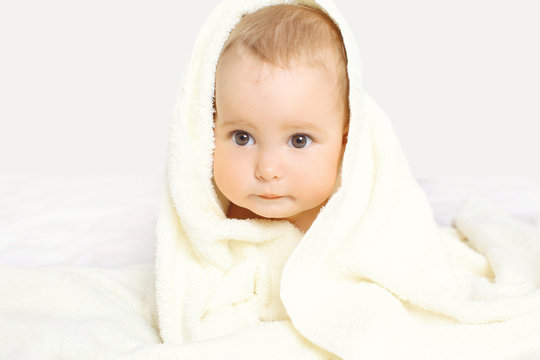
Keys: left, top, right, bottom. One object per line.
{"left": 216, "top": 4, "right": 349, "bottom": 122}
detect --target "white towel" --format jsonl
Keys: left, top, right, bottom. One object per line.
{"left": 155, "top": 0, "right": 540, "bottom": 358}
{"left": 1, "top": 0, "right": 539, "bottom": 359}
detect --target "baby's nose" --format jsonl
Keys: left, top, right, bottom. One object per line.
{"left": 254, "top": 149, "right": 283, "bottom": 181}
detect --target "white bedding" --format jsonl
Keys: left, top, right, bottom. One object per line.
{"left": 0, "top": 174, "right": 161, "bottom": 268}
{"left": 1, "top": 174, "right": 539, "bottom": 268}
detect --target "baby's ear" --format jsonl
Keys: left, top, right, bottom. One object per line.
{"left": 342, "top": 126, "right": 349, "bottom": 146}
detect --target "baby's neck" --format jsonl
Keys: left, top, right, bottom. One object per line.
{"left": 226, "top": 202, "right": 318, "bottom": 233}
{"left": 226, "top": 202, "right": 264, "bottom": 220}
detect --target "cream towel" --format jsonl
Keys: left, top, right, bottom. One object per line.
{"left": 1, "top": 0, "right": 539, "bottom": 359}
{"left": 155, "top": 0, "right": 540, "bottom": 358}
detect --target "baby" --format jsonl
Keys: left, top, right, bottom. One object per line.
{"left": 212, "top": 4, "right": 350, "bottom": 233}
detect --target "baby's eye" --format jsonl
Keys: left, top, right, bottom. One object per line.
{"left": 231, "top": 131, "right": 254, "bottom": 146}
{"left": 288, "top": 134, "right": 313, "bottom": 149}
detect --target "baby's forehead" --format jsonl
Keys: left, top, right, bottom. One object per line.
{"left": 217, "top": 47, "right": 341, "bottom": 91}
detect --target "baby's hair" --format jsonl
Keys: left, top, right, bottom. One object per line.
{"left": 216, "top": 3, "right": 350, "bottom": 123}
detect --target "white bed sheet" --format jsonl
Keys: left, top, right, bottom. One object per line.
{"left": 1, "top": 174, "right": 539, "bottom": 268}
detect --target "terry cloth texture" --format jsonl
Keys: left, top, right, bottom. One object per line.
{"left": 0, "top": 0, "right": 539, "bottom": 359}
{"left": 155, "top": 0, "right": 540, "bottom": 358}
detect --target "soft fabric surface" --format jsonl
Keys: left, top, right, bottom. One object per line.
{"left": 2, "top": 0, "right": 540, "bottom": 358}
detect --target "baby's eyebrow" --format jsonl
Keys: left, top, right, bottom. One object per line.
{"left": 282, "top": 121, "right": 323, "bottom": 132}
{"left": 219, "top": 119, "right": 253, "bottom": 128}
{"left": 219, "top": 118, "right": 323, "bottom": 132}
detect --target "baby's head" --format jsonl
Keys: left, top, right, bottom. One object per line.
{"left": 212, "top": 4, "right": 349, "bottom": 232}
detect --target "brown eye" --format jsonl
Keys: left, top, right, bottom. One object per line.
{"left": 232, "top": 131, "right": 254, "bottom": 146}
{"left": 289, "top": 134, "right": 312, "bottom": 149}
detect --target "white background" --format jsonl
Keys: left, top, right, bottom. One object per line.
{"left": 1, "top": 0, "right": 538, "bottom": 180}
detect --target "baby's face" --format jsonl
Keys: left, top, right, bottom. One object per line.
{"left": 213, "top": 48, "right": 347, "bottom": 227}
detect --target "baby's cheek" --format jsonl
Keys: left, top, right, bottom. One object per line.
{"left": 213, "top": 146, "right": 250, "bottom": 197}
{"left": 212, "top": 145, "right": 232, "bottom": 191}
{"left": 297, "top": 153, "right": 338, "bottom": 198}
{"left": 290, "top": 158, "right": 317, "bottom": 185}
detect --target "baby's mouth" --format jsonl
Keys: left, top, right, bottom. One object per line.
{"left": 258, "top": 194, "right": 283, "bottom": 199}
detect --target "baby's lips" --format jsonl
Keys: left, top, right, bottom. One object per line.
{"left": 258, "top": 194, "right": 283, "bottom": 199}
